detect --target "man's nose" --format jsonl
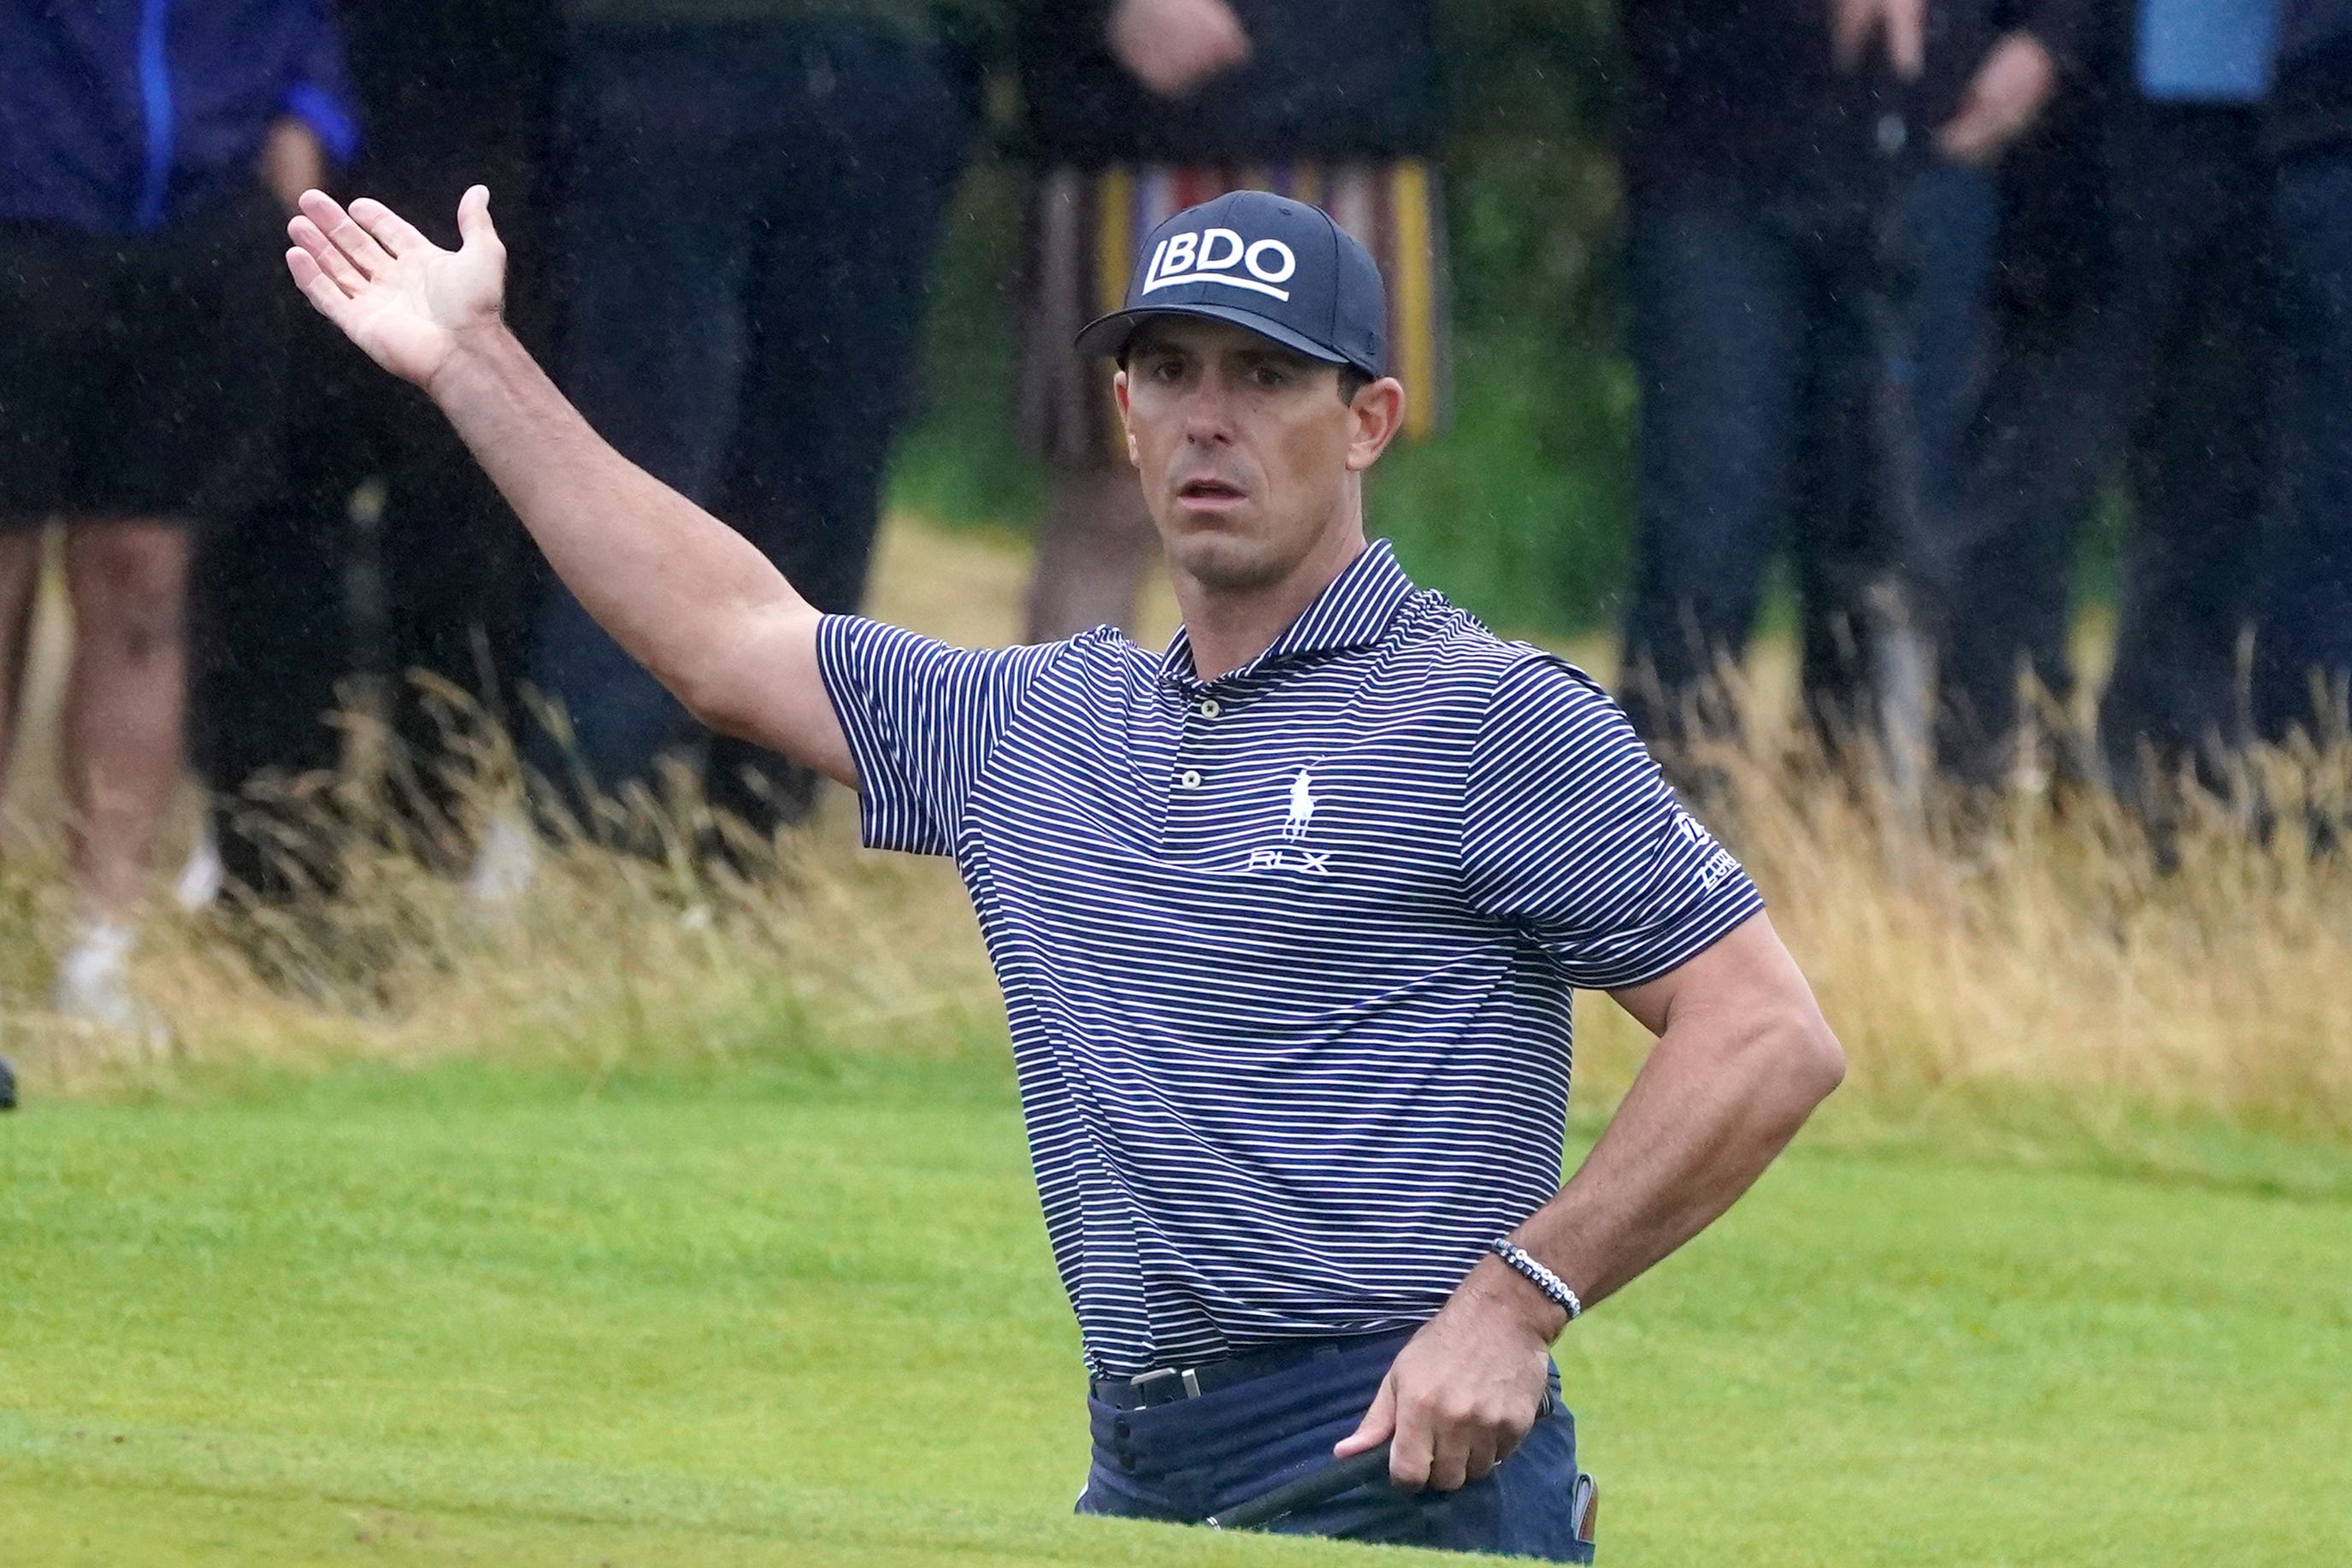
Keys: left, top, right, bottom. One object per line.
{"left": 1182, "top": 374, "right": 1237, "bottom": 445}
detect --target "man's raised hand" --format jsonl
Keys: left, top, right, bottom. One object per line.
{"left": 285, "top": 186, "right": 506, "bottom": 391}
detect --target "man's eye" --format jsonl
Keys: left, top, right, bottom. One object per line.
{"left": 1251, "top": 366, "right": 1287, "bottom": 389}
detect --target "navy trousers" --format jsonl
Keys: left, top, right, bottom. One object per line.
{"left": 2251, "top": 152, "right": 2352, "bottom": 743}
{"left": 1936, "top": 105, "right": 2272, "bottom": 795}
{"left": 1618, "top": 160, "right": 1997, "bottom": 755}
{"left": 1076, "top": 1329, "right": 1596, "bottom": 1562}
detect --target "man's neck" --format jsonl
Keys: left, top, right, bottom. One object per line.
{"left": 1172, "top": 523, "right": 1369, "bottom": 682}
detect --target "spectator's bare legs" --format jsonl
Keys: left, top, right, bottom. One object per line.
{"left": 0, "top": 533, "right": 47, "bottom": 781}
{"left": 18, "top": 521, "right": 190, "bottom": 1035}
{"left": 0, "top": 522, "right": 184, "bottom": 1032}
{"left": 1024, "top": 462, "right": 1160, "bottom": 642}
{"left": 57, "top": 521, "right": 189, "bottom": 918}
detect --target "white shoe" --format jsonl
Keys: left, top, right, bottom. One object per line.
{"left": 53, "top": 922, "right": 171, "bottom": 1052}
{"left": 174, "top": 822, "right": 226, "bottom": 912}
{"left": 466, "top": 811, "right": 539, "bottom": 911}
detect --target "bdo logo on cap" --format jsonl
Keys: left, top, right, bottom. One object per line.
{"left": 1141, "top": 227, "right": 1300, "bottom": 302}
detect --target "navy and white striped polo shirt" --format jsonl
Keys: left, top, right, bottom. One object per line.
{"left": 818, "top": 540, "right": 1762, "bottom": 1377}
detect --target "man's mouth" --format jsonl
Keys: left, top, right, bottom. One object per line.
{"left": 1176, "top": 477, "right": 1248, "bottom": 507}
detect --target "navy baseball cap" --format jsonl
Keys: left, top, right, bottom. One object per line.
{"left": 1074, "top": 191, "right": 1388, "bottom": 379}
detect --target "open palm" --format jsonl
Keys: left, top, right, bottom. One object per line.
{"left": 285, "top": 186, "right": 506, "bottom": 389}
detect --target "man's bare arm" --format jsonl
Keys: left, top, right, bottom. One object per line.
{"left": 1512, "top": 912, "right": 1844, "bottom": 1306}
{"left": 283, "top": 186, "right": 852, "bottom": 783}
{"left": 1336, "top": 914, "right": 1844, "bottom": 1491}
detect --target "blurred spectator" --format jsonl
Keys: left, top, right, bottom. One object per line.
{"left": 524, "top": 0, "right": 981, "bottom": 842}
{"left": 1013, "top": 0, "right": 1451, "bottom": 642}
{"left": 188, "top": 0, "right": 559, "bottom": 905}
{"left": 1613, "top": 0, "right": 2080, "bottom": 764}
{"left": 2251, "top": 0, "right": 2352, "bottom": 746}
{"left": 0, "top": 0, "right": 354, "bottom": 1029}
{"left": 1936, "top": 0, "right": 2280, "bottom": 816}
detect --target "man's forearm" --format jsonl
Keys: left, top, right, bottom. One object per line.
{"left": 426, "top": 323, "right": 815, "bottom": 729}
{"left": 1494, "top": 1008, "right": 1843, "bottom": 1330}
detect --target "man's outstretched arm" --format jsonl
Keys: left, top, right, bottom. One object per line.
{"left": 1337, "top": 914, "right": 1845, "bottom": 1490}
{"left": 284, "top": 186, "right": 853, "bottom": 783}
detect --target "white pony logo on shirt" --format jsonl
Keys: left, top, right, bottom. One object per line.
{"left": 1284, "top": 769, "right": 1317, "bottom": 840}
{"left": 1248, "top": 766, "right": 1330, "bottom": 872}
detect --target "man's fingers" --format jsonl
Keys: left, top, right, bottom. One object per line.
{"left": 1386, "top": 1396, "right": 1435, "bottom": 1491}
{"left": 286, "top": 248, "right": 357, "bottom": 327}
{"left": 295, "top": 186, "right": 350, "bottom": 233}
{"left": 287, "top": 215, "right": 368, "bottom": 296}
{"left": 456, "top": 186, "right": 499, "bottom": 253}
{"left": 327, "top": 212, "right": 397, "bottom": 278}
{"left": 1424, "top": 1435, "right": 1469, "bottom": 1494}
{"left": 301, "top": 187, "right": 398, "bottom": 280}
{"left": 349, "top": 197, "right": 429, "bottom": 259}
{"left": 1332, "top": 1372, "right": 1397, "bottom": 1458}
{"left": 295, "top": 189, "right": 394, "bottom": 280}
{"left": 1422, "top": 1410, "right": 1477, "bottom": 1494}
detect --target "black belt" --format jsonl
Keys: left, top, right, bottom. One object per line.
{"left": 1088, "top": 1329, "right": 1414, "bottom": 1411}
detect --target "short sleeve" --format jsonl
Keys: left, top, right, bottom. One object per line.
{"left": 816, "top": 616, "right": 1062, "bottom": 858}
{"left": 1461, "top": 655, "right": 1764, "bottom": 990}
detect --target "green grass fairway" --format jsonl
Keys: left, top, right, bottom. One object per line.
{"left": 3, "top": 1054, "right": 2346, "bottom": 1565}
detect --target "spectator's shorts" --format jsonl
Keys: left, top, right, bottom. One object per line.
{"left": 0, "top": 190, "right": 289, "bottom": 528}
{"left": 1017, "top": 160, "right": 1452, "bottom": 468}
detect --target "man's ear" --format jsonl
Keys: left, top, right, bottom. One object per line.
{"left": 1113, "top": 368, "right": 1141, "bottom": 466}
{"left": 1345, "top": 376, "right": 1408, "bottom": 473}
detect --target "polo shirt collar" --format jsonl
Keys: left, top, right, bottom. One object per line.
{"left": 1157, "top": 539, "right": 1418, "bottom": 692}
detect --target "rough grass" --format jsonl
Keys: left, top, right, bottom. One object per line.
{"left": 3, "top": 518, "right": 2348, "bottom": 1173}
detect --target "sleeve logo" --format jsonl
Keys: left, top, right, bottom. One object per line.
{"left": 1675, "top": 810, "right": 1740, "bottom": 892}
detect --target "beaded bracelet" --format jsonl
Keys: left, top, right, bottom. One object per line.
{"left": 1488, "top": 1238, "right": 1583, "bottom": 1323}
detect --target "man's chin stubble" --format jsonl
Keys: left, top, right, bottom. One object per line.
{"left": 1167, "top": 535, "right": 1292, "bottom": 595}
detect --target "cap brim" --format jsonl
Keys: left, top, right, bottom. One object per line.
{"left": 1074, "top": 303, "right": 1356, "bottom": 370}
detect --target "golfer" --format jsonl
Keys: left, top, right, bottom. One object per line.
{"left": 284, "top": 184, "right": 1845, "bottom": 1560}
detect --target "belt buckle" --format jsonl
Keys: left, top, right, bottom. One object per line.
{"left": 1130, "top": 1365, "right": 1202, "bottom": 1401}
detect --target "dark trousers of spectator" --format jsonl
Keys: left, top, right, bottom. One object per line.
{"left": 1935, "top": 106, "right": 2272, "bottom": 800}
{"left": 2251, "top": 152, "right": 2352, "bottom": 743}
{"left": 1617, "top": 161, "right": 1996, "bottom": 758}
{"left": 192, "top": 0, "right": 557, "bottom": 899}
{"left": 527, "top": 21, "right": 969, "bottom": 841}
{"left": 193, "top": 312, "right": 543, "bottom": 897}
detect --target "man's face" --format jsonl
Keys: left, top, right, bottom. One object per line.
{"left": 1114, "top": 316, "right": 1397, "bottom": 593}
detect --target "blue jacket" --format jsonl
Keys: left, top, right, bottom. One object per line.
{"left": 0, "top": 0, "right": 359, "bottom": 233}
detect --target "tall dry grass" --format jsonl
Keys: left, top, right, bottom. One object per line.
{"left": 1583, "top": 738, "right": 2352, "bottom": 1147}
{"left": 3, "top": 698, "right": 2342, "bottom": 1156}
{"left": 0, "top": 521, "right": 2344, "bottom": 1154}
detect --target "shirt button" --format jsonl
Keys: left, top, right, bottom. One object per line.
{"left": 1199, "top": 698, "right": 1221, "bottom": 718}
{"left": 1178, "top": 769, "right": 1202, "bottom": 790}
